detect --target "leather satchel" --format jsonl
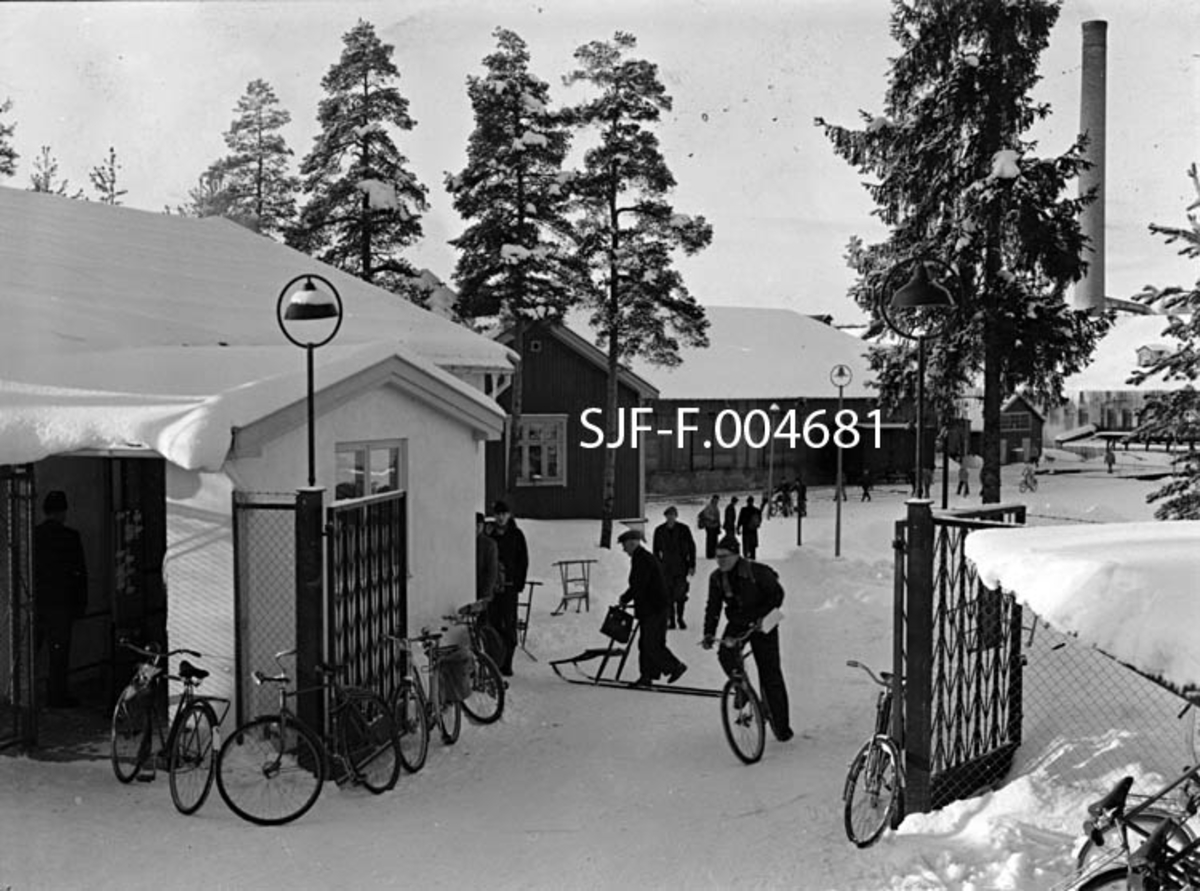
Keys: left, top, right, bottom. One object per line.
{"left": 600, "top": 605, "right": 634, "bottom": 644}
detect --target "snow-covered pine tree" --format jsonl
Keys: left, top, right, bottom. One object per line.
{"left": 202, "top": 79, "right": 300, "bottom": 237}
{"left": 289, "top": 20, "right": 428, "bottom": 299}
{"left": 89, "top": 146, "right": 127, "bottom": 206}
{"left": 816, "top": 0, "right": 1109, "bottom": 503}
{"left": 0, "top": 98, "right": 17, "bottom": 178}
{"left": 28, "top": 146, "right": 82, "bottom": 198}
{"left": 1128, "top": 163, "right": 1200, "bottom": 520}
{"left": 563, "top": 31, "right": 712, "bottom": 548}
{"left": 448, "top": 27, "right": 578, "bottom": 497}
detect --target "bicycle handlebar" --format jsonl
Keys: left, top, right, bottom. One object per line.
{"left": 847, "top": 659, "right": 894, "bottom": 688}
{"left": 119, "top": 639, "right": 202, "bottom": 661}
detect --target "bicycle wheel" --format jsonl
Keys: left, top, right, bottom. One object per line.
{"left": 341, "top": 690, "right": 401, "bottom": 794}
{"left": 216, "top": 716, "right": 325, "bottom": 826}
{"left": 111, "top": 689, "right": 153, "bottom": 783}
{"left": 168, "top": 701, "right": 218, "bottom": 815}
{"left": 1077, "top": 810, "right": 1195, "bottom": 872}
{"left": 478, "top": 624, "right": 506, "bottom": 669}
{"left": 720, "top": 677, "right": 765, "bottom": 765}
{"left": 437, "top": 681, "right": 462, "bottom": 745}
{"left": 391, "top": 677, "right": 430, "bottom": 774}
{"left": 844, "top": 737, "right": 902, "bottom": 848}
{"left": 1076, "top": 868, "right": 1129, "bottom": 890}
{"left": 461, "top": 649, "right": 505, "bottom": 725}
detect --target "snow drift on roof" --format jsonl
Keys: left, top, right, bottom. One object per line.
{"left": 1065, "top": 314, "right": 1192, "bottom": 393}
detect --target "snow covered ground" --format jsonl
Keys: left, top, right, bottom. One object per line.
{"left": 0, "top": 465, "right": 1191, "bottom": 890}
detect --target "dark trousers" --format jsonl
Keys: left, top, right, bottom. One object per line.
{"left": 704, "top": 527, "right": 719, "bottom": 559}
{"left": 37, "top": 613, "right": 75, "bottom": 704}
{"left": 665, "top": 575, "right": 688, "bottom": 627}
{"left": 489, "top": 587, "right": 519, "bottom": 673}
{"left": 718, "top": 625, "right": 790, "bottom": 738}
{"left": 636, "top": 610, "right": 684, "bottom": 682}
{"left": 741, "top": 532, "right": 758, "bottom": 559}
{"left": 956, "top": 480, "right": 969, "bottom": 496}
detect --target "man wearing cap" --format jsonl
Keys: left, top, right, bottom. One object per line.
{"left": 652, "top": 506, "right": 696, "bottom": 630}
{"left": 488, "top": 500, "right": 528, "bottom": 677}
{"left": 702, "top": 535, "right": 792, "bottom": 742}
{"left": 34, "top": 490, "right": 88, "bottom": 708}
{"left": 618, "top": 529, "right": 687, "bottom": 687}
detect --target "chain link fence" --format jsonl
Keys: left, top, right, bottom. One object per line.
{"left": 231, "top": 492, "right": 296, "bottom": 726}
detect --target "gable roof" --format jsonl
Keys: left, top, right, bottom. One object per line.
{"left": 496, "top": 322, "right": 659, "bottom": 399}
{"left": 624, "top": 306, "right": 875, "bottom": 400}
{"left": 0, "top": 187, "right": 515, "bottom": 375}
{"left": 1064, "top": 313, "right": 1192, "bottom": 393}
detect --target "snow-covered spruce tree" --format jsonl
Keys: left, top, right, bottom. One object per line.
{"left": 816, "top": 0, "right": 1108, "bottom": 503}
{"left": 563, "top": 31, "right": 712, "bottom": 548}
{"left": 1127, "top": 163, "right": 1200, "bottom": 519}
{"left": 197, "top": 79, "right": 300, "bottom": 237}
{"left": 447, "top": 27, "right": 579, "bottom": 497}
{"left": 0, "top": 98, "right": 17, "bottom": 178}
{"left": 89, "top": 146, "right": 127, "bottom": 205}
{"left": 289, "top": 20, "right": 428, "bottom": 300}
{"left": 29, "top": 146, "right": 82, "bottom": 198}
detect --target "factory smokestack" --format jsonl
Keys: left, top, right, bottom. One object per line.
{"left": 1076, "top": 19, "right": 1107, "bottom": 313}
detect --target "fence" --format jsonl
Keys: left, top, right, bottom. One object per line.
{"left": 231, "top": 491, "right": 296, "bottom": 726}
{"left": 0, "top": 465, "right": 34, "bottom": 749}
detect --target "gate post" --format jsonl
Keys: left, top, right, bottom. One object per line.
{"left": 904, "top": 498, "right": 935, "bottom": 815}
{"left": 295, "top": 488, "right": 325, "bottom": 736}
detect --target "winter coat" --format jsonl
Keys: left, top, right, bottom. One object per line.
{"left": 703, "top": 557, "right": 784, "bottom": 638}
{"left": 723, "top": 503, "right": 737, "bottom": 535}
{"left": 491, "top": 519, "right": 528, "bottom": 595}
{"left": 697, "top": 502, "right": 721, "bottom": 530}
{"left": 476, "top": 532, "right": 499, "bottom": 601}
{"left": 619, "top": 546, "right": 670, "bottom": 619}
{"left": 652, "top": 521, "right": 696, "bottom": 581}
{"left": 34, "top": 519, "right": 88, "bottom": 621}
{"left": 736, "top": 505, "right": 761, "bottom": 537}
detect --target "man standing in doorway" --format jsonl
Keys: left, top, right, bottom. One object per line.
{"left": 653, "top": 506, "right": 696, "bottom": 630}
{"left": 35, "top": 490, "right": 88, "bottom": 708}
{"left": 488, "top": 500, "right": 528, "bottom": 677}
{"left": 618, "top": 529, "right": 686, "bottom": 688}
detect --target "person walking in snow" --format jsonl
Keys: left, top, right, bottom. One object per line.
{"left": 697, "top": 494, "right": 722, "bottom": 559}
{"left": 956, "top": 460, "right": 971, "bottom": 497}
{"left": 488, "top": 500, "right": 528, "bottom": 677}
{"left": 859, "top": 468, "right": 872, "bottom": 502}
{"left": 723, "top": 496, "right": 739, "bottom": 544}
{"left": 736, "top": 496, "right": 761, "bottom": 560}
{"left": 618, "top": 529, "right": 687, "bottom": 688}
{"left": 653, "top": 506, "right": 696, "bottom": 630}
{"left": 702, "top": 535, "right": 792, "bottom": 742}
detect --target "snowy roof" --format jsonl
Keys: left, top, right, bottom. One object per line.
{"left": 1064, "top": 313, "right": 1192, "bottom": 394}
{"left": 0, "top": 341, "right": 506, "bottom": 471}
{"left": 623, "top": 306, "right": 876, "bottom": 400}
{"left": 965, "top": 521, "right": 1200, "bottom": 691}
{"left": 0, "top": 187, "right": 515, "bottom": 373}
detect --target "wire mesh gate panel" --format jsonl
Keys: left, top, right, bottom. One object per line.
{"left": 231, "top": 492, "right": 296, "bottom": 726}
{"left": 0, "top": 465, "right": 35, "bottom": 748}
{"left": 894, "top": 502, "right": 1027, "bottom": 814}
{"left": 326, "top": 491, "right": 406, "bottom": 696}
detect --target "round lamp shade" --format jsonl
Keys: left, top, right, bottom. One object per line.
{"left": 284, "top": 278, "right": 340, "bottom": 321}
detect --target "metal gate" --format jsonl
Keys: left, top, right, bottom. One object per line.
{"left": 894, "top": 501, "right": 1026, "bottom": 814}
{"left": 326, "top": 491, "right": 406, "bottom": 695}
{"left": 0, "top": 465, "right": 35, "bottom": 749}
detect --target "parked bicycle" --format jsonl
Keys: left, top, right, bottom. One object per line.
{"left": 111, "top": 639, "right": 229, "bottom": 815}
{"left": 385, "top": 629, "right": 463, "bottom": 775}
{"left": 447, "top": 601, "right": 506, "bottom": 724}
{"left": 843, "top": 659, "right": 905, "bottom": 848}
{"left": 710, "top": 619, "right": 770, "bottom": 765}
{"left": 215, "top": 648, "right": 400, "bottom": 826}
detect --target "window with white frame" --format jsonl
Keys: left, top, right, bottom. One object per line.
{"left": 335, "top": 439, "right": 407, "bottom": 501}
{"left": 515, "top": 415, "right": 566, "bottom": 486}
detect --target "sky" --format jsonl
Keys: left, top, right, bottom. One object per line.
{"left": 0, "top": 0, "right": 1197, "bottom": 322}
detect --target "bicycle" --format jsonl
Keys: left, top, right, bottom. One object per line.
{"left": 215, "top": 648, "right": 401, "bottom": 826}
{"left": 447, "top": 601, "right": 506, "bottom": 724}
{"left": 842, "top": 659, "right": 905, "bottom": 848}
{"left": 1019, "top": 465, "right": 1039, "bottom": 493}
{"left": 705, "top": 615, "right": 778, "bottom": 765}
{"left": 385, "top": 629, "right": 463, "bottom": 775}
{"left": 111, "top": 639, "right": 229, "bottom": 815}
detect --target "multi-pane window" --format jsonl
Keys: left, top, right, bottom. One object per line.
{"left": 1000, "top": 412, "right": 1031, "bottom": 432}
{"left": 335, "top": 440, "right": 406, "bottom": 500}
{"left": 517, "top": 416, "right": 566, "bottom": 486}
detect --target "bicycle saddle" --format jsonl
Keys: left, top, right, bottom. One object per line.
{"left": 179, "top": 660, "right": 209, "bottom": 681}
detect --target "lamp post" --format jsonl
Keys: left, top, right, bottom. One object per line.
{"left": 767, "top": 402, "right": 780, "bottom": 517}
{"left": 879, "top": 258, "right": 955, "bottom": 500}
{"left": 276, "top": 274, "right": 344, "bottom": 487}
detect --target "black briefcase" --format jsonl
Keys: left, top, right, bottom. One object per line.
{"left": 600, "top": 605, "right": 634, "bottom": 644}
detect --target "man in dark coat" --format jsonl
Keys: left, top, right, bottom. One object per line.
{"left": 702, "top": 535, "right": 792, "bottom": 742}
{"left": 697, "top": 494, "right": 721, "bottom": 559}
{"left": 736, "top": 496, "right": 761, "bottom": 560}
{"left": 652, "top": 506, "right": 696, "bottom": 630}
{"left": 618, "top": 529, "right": 686, "bottom": 687}
{"left": 723, "top": 496, "right": 739, "bottom": 542}
{"left": 488, "top": 500, "right": 528, "bottom": 677}
{"left": 34, "top": 490, "right": 88, "bottom": 708}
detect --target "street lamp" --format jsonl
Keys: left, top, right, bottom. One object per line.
{"left": 276, "top": 274, "right": 344, "bottom": 487}
{"left": 767, "top": 402, "right": 780, "bottom": 516}
{"left": 879, "top": 258, "right": 955, "bottom": 500}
